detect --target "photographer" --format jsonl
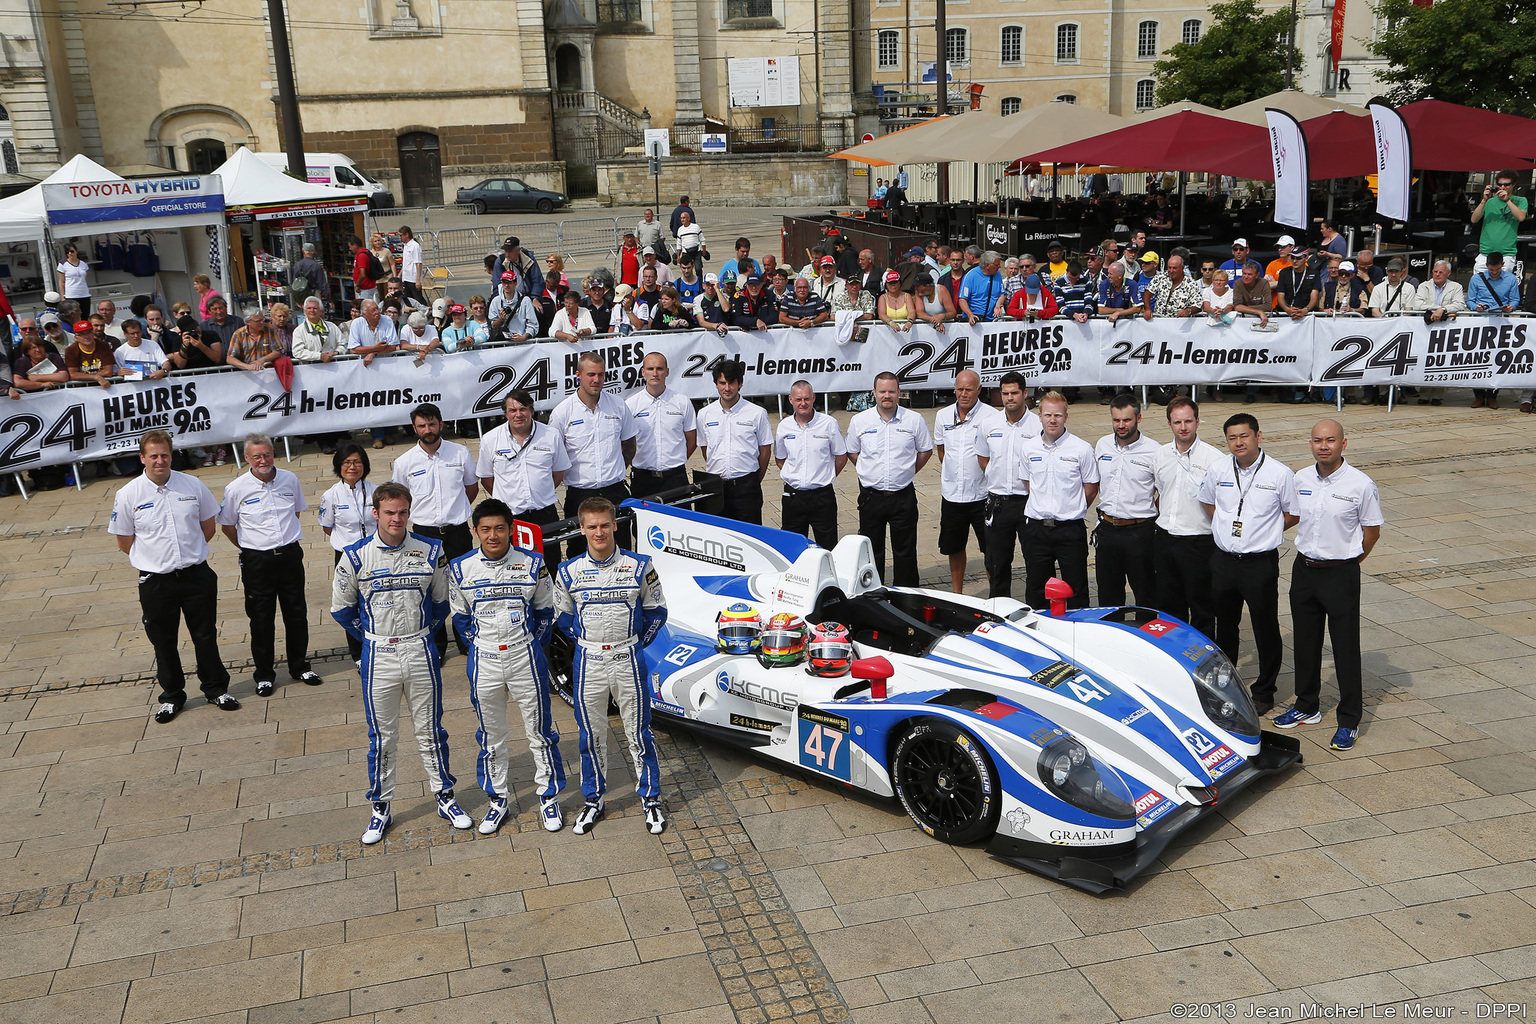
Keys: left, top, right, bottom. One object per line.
{"left": 1472, "top": 171, "right": 1527, "bottom": 270}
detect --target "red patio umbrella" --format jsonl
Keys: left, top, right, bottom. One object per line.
{"left": 1212, "top": 110, "right": 1377, "bottom": 180}
{"left": 1016, "top": 109, "right": 1275, "bottom": 179}
{"left": 1395, "top": 99, "right": 1536, "bottom": 171}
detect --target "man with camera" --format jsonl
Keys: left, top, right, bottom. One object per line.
{"left": 1472, "top": 171, "right": 1527, "bottom": 272}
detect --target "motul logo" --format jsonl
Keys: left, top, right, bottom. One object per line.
{"left": 1134, "top": 791, "right": 1163, "bottom": 814}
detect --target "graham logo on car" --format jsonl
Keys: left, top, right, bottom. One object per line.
{"left": 1199, "top": 744, "right": 1234, "bottom": 771}
{"left": 1048, "top": 828, "right": 1119, "bottom": 844}
{"left": 1133, "top": 791, "right": 1163, "bottom": 815}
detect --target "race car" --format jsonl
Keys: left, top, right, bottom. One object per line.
{"left": 553, "top": 498, "right": 1302, "bottom": 893}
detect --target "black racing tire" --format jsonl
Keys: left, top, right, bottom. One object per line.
{"left": 892, "top": 717, "right": 1002, "bottom": 845}
{"left": 548, "top": 631, "right": 576, "bottom": 707}
{"left": 471, "top": 200, "right": 487, "bottom": 216}
{"left": 536, "top": 198, "right": 554, "bottom": 214}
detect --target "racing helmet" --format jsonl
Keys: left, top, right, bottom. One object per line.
{"left": 761, "top": 612, "right": 808, "bottom": 666}
{"left": 715, "top": 603, "right": 763, "bottom": 655}
{"left": 806, "top": 622, "right": 853, "bottom": 677}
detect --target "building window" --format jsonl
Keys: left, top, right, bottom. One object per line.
{"left": 1000, "top": 25, "right": 1022, "bottom": 65}
{"left": 946, "top": 27, "right": 968, "bottom": 65}
{"left": 1135, "top": 79, "right": 1156, "bottom": 111}
{"left": 1055, "top": 23, "right": 1077, "bottom": 62}
{"left": 1137, "top": 21, "right": 1158, "bottom": 59}
{"left": 877, "top": 29, "right": 899, "bottom": 69}
{"left": 1182, "top": 18, "right": 1201, "bottom": 45}
{"left": 725, "top": 0, "right": 773, "bottom": 19}
{"left": 1001, "top": 97, "right": 1022, "bottom": 116}
{"left": 1055, "top": 94, "right": 1076, "bottom": 104}
{"left": 596, "top": 0, "right": 642, "bottom": 21}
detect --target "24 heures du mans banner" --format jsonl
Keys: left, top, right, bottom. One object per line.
{"left": 4, "top": 315, "right": 1532, "bottom": 470}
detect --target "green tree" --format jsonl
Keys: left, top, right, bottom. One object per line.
{"left": 1152, "top": 0, "right": 1302, "bottom": 109}
{"left": 1368, "top": 0, "right": 1536, "bottom": 114}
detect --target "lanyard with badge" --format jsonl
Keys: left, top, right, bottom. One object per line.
{"left": 1230, "top": 452, "right": 1264, "bottom": 538}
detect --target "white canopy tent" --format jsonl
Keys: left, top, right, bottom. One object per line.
{"left": 213, "top": 147, "right": 370, "bottom": 218}
{"left": 0, "top": 155, "right": 122, "bottom": 246}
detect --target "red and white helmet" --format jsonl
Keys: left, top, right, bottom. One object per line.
{"left": 806, "top": 622, "right": 853, "bottom": 677}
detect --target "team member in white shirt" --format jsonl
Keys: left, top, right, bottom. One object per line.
{"left": 392, "top": 402, "right": 479, "bottom": 655}
{"left": 319, "top": 442, "right": 378, "bottom": 666}
{"left": 398, "top": 225, "right": 425, "bottom": 305}
{"left": 1153, "top": 397, "right": 1223, "bottom": 636}
{"left": 775, "top": 379, "right": 847, "bottom": 548}
{"left": 1019, "top": 391, "right": 1099, "bottom": 609}
{"left": 975, "top": 372, "right": 1039, "bottom": 598}
{"left": 217, "top": 433, "right": 321, "bottom": 696}
{"left": 626, "top": 352, "right": 697, "bottom": 499}
{"left": 696, "top": 359, "right": 773, "bottom": 525}
{"left": 548, "top": 350, "right": 639, "bottom": 555}
{"left": 108, "top": 429, "right": 235, "bottom": 723}
{"left": 1092, "top": 393, "right": 1160, "bottom": 607}
{"left": 846, "top": 372, "right": 934, "bottom": 587}
{"left": 477, "top": 389, "right": 573, "bottom": 565}
{"left": 1273, "top": 419, "right": 1383, "bottom": 751}
{"left": 932, "top": 370, "right": 1001, "bottom": 594}
{"left": 1198, "top": 413, "right": 1300, "bottom": 715}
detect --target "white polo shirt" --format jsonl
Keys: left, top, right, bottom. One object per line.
{"left": 1293, "top": 461, "right": 1383, "bottom": 561}
{"left": 1093, "top": 433, "right": 1160, "bottom": 519}
{"left": 476, "top": 421, "right": 572, "bottom": 514}
{"left": 318, "top": 479, "right": 377, "bottom": 552}
{"left": 933, "top": 402, "right": 1002, "bottom": 503}
{"left": 975, "top": 409, "right": 1040, "bottom": 498}
{"left": 1154, "top": 438, "right": 1222, "bottom": 536}
{"left": 1021, "top": 430, "right": 1099, "bottom": 521}
{"left": 697, "top": 398, "right": 772, "bottom": 480}
{"left": 774, "top": 411, "right": 847, "bottom": 490}
{"left": 108, "top": 470, "right": 219, "bottom": 574}
{"left": 391, "top": 439, "right": 477, "bottom": 527}
{"left": 217, "top": 468, "right": 308, "bottom": 550}
{"left": 1198, "top": 450, "right": 1300, "bottom": 554}
{"left": 400, "top": 237, "right": 423, "bottom": 284}
{"left": 347, "top": 315, "right": 398, "bottom": 350}
{"left": 548, "top": 390, "right": 638, "bottom": 489}
{"left": 626, "top": 387, "right": 697, "bottom": 471}
{"left": 846, "top": 405, "right": 933, "bottom": 491}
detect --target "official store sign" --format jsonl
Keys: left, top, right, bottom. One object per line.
{"left": 41, "top": 175, "right": 225, "bottom": 225}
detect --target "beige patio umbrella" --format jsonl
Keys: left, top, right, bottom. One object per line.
{"left": 1222, "top": 89, "right": 1367, "bottom": 126}
{"left": 829, "top": 112, "right": 1003, "bottom": 167}
{"left": 1137, "top": 99, "right": 1232, "bottom": 120}
{"left": 961, "top": 101, "right": 1131, "bottom": 165}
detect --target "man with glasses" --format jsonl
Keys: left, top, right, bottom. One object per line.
{"left": 1197, "top": 260, "right": 1218, "bottom": 289}
{"left": 1275, "top": 248, "right": 1318, "bottom": 320}
{"left": 218, "top": 433, "right": 322, "bottom": 696}
{"left": 922, "top": 240, "right": 943, "bottom": 276}
{"left": 1219, "top": 238, "right": 1252, "bottom": 275}
{"left": 997, "top": 253, "right": 1038, "bottom": 317}
{"left": 225, "top": 308, "right": 287, "bottom": 372}
{"left": 1472, "top": 171, "right": 1527, "bottom": 268}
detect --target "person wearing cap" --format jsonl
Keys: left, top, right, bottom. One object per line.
{"left": 731, "top": 273, "right": 775, "bottom": 330}
{"left": 778, "top": 276, "right": 830, "bottom": 328}
{"left": 489, "top": 271, "right": 540, "bottom": 342}
{"left": 638, "top": 246, "right": 673, "bottom": 288}
{"left": 1319, "top": 257, "right": 1368, "bottom": 314}
{"left": 490, "top": 236, "right": 545, "bottom": 301}
{"left": 65, "top": 319, "right": 117, "bottom": 388}
{"left": 811, "top": 255, "right": 841, "bottom": 303}
{"left": 1007, "top": 273, "right": 1059, "bottom": 320}
{"left": 440, "top": 303, "right": 483, "bottom": 353}
{"left": 1044, "top": 241, "right": 1068, "bottom": 281}
{"left": 1132, "top": 250, "right": 1160, "bottom": 291}
{"left": 1079, "top": 248, "right": 1110, "bottom": 296}
{"left": 958, "top": 251, "right": 1006, "bottom": 327}
{"left": 877, "top": 271, "right": 915, "bottom": 331}
{"left": 1368, "top": 258, "right": 1419, "bottom": 319}
{"left": 398, "top": 310, "right": 442, "bottom": 357}
{"left": 1264, "top": 236, "right": 1296, "bottom": 290}
{"left": 1275, "top": 248, "right": 1318, "bottom": 320}
{"left": 1219, "top": 238, "right": 1252, "bottom": 275}
{"left": 1115, "top": 240, "right": 1141, "bottom": 281}
{"left": 697, "top": 274, "right": 730, "bottom": 335}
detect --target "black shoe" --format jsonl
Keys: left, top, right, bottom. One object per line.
{"left": 295, "top": 670, "right": 323, "bottom": 685}
{"left": 255, "top": 680, "right": 275, "bottom": 697}
{"left": 153, "top": 702, "right": 180, "bottom": 724}
{"left": 208, "top": 693, "right": 241, "bottom": 711}
{"left": 1251, "top": 697, "right": 1275, "bottom": 716}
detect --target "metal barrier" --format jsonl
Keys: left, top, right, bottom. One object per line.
{"left": 501, "top": 222, "right": 560, "bottom": 257}
{"left": 557, "top": 218, "right": 620, "bottom": 258}
{"left": 423, "top": 219, "right": 605, "bottom": 274}
{"left": 433, "top": 225, "right": 507, "bottom": 268}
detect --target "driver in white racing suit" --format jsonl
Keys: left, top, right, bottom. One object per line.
{"left": 331, "top": 481, "right": 472, "bottom": 845}
{"left": 449, "top": 498, "right": 566, "bottom": 835}
{"left": 553, "top": 497, "right": 668, "bottom": 836}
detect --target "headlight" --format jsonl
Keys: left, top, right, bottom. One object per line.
{"left": 1036, "top": 735, "right": 1134, "bottom": 820}
{"left": 1193, "top": 650, "right": 1259, "bottom": 736}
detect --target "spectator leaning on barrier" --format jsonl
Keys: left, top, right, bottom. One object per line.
{"left": 226, "top": 308, "right": 287, "bottom": 372}
{"left": 1144, "top": 255, "right": 1204, "bottom": 320}
{"left": 1098, "top": 262, "right": 1142, "bottom": 323}
{"left": 1232, "top": 261, "right": 1276, "bottom": 332}
{"left": 65, "top": 319, "right": 115, "bottom": 388}
{"left": 489, "top": 273, "right": 540, "bottom": 342}
{"left": 292, "top": 297, "right": 344, "bottom": 363}
{"left": 831, "top": 276, "right": 875, "bottom": 343}
{"left": 958, "top": 251, "right": 1004, "bottom": 327}
{"left": 1276, "top": 248, "right": 1318, "bottom": 320}
{"left": 1467, "top": 252, "right": 1520, "bottom": 410}
{"left": 778, "top": 276, "right": 829, "bottom": 328}
{"left": 1053, "top": 260, "right": 1098, "bottom": 324}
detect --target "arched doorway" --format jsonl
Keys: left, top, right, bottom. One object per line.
{"left": 398, "top": 132, "right": 442, "bottom": 207}
{"left": 186, "top": 138, "right": 228, "bottom": 174}
{"left": 0, "top": 104, "right": 18, "bottom": 175}
{"left": 554, "top": 44, "right": 583, "bottom": 93}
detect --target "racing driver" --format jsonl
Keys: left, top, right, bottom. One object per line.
{"left": 331, "top": 481, "right": 473, "bottom": 845}
{"left": 449, "top": 498, "right": 567, "bottom": 835}
{"left": 553, "top": 497, "right": 668, "bottom": 836}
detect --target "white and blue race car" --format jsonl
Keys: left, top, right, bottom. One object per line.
{"left": 565, "top": 499, "right": 1302, "bottom": 893}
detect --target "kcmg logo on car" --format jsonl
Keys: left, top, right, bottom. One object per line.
{"left": 650, "top": 527, "right": 747, "bottom": 570}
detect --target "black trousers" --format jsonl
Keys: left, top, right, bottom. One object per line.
{"left": 239, "top": 542, "right": 311, "bottom": 682}
{"left": 1210, "top": 548, "right": 1283, "bottom": 702}
{"left": 1094, "top": 519, "right": 1157, "bottom": 608}
{"left": 694, "top": 471, "right": 765, "bottom": 526}
{"left": 402, "top": 280, "right": 426, "bottom": 305}
{"left": 139, "top": 561, "right": 230, "bottom": 705}
{"left": 564, "top": 481, "right": 632, "bottom": 556}
{"left": 858, "top": 484, "right": 920, "bottom": 587}
{"left": 1022, "top": 518, "right": 1090, "bottom": 610}
{"left": 333, "top": 549, "right": 363, "bottom": 663}
{"left": 631, "top": 465, "right": 690, "bottom": 502}
{"left": 512, "top": 501, "right": 563, "bottom": 568}
{"left": 414, "top": 522, "right": 473, "bottom": 655}
{"left": 1154, "top": 528, "right": 1216, "bottom": 638}
{"left": 1290, "top": 556, "right": 1364, "bottom": 727}
{"left": 984, "top": 494, "right": 1030, "bottom": 598}
{"left": 782, "top": 484, "right": 838, "bottom": 549}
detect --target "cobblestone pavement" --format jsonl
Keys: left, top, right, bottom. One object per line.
{"left": 1, "top": 395, "right": 1534, "bottom": 1024}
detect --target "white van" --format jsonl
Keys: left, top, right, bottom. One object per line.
{"left": 255, "top": 152, "right": 395, "bottom": 209}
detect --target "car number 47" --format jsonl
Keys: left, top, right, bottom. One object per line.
{"left": 1068, "top": 673, "right": 1110, "bottom": 704}
{"left": 800, "top": 723, "right": 851, "bottom": 780}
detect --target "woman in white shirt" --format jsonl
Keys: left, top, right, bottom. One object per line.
{"left": 56, "top": 244, "right": 91, "bottom": 308}
{"left": 1203, "top": 269, "right": 1236, "bottom": 325}
{"left": 317, "top": 443, "right": 378, "bottom": 665}
{"left": 550, "top": 289, "right": 595, "bottom": 341}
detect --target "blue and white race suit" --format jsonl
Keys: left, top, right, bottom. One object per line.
{"left": 449, "top": 546, "right": 565, "bottom": 803}
{"left": 331, "top": 532, "right": 454, "bottom": 803}
{"left": 552, "top": 548, "right": 667, "bottom": 802}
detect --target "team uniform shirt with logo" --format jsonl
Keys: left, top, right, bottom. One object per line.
{"left": 933, "top": 403, "right": 1002, "bottom": 503}
{"left": 109, "top": 470, "right": 219, "bottom": 573}
{"left": 1197, "top": 452, "right": 1300, "bottom": 553}
{"left": 217, "top": 468, "right": 307, "bottom": 549}
{"left": 391, "top": 440, "right": 477, "bottom": 528}
{"left": 975, "top": 410, "right": 1041, "bottom": 497}
{"left": 318, "top": 480, "right": 378, "bottom": 551}
{"left": 697, "top": 399, "right": 772, "bottom": 480}
{"left": 1021, "top": 431, "right": 1100, "bottom": 521}
{"left": 774, "top": 411, "right": 847, "bottom": 490}
{"left": 1154, "top": 439, "right": 1223, "bottom": 535}
{"left": 476, "top": 422, "right": 571, "bottom": 515}
{"left": 1093, "top": 435, "right": 1159, "bottom": 519}
{"left": 626, "top": 388, "right": 697, "bottom": 471}
{"left": 1293, "top": 461, "right": 1383, "bottom": 560}
{"left": 845, "top": 406, "right": 934, "bottom": 490}
{"left": 547, "top": 392, "right": 639, "bottom": 489}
